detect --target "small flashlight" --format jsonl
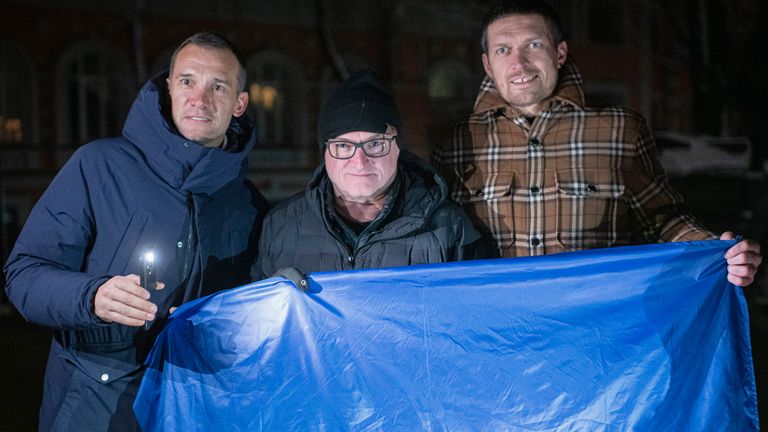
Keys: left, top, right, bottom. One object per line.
{"left": 141, "top": 251, "right": 157, "bottom": 330}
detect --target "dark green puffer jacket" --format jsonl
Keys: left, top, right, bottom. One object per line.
{"left": 254, "top": 150, "right": 488, "bottom": 279}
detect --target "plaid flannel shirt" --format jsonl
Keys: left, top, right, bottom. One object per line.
{"left": 432, "top": 61, "right": 714, "bottom": 258}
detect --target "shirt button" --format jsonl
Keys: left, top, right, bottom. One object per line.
{"left": 101, "top": 373, "right": 109, "bottom": 382}
{"left": 530, "top": 186, "right": 540, "bottom": 194}
{"left": 531, "top": 238, "right": 541, "bottom": 247}
{"left": 587, "top": 185, "right": 598, "bottom": 193}
{"left": 177, "top": 241, "right": 184, "bottom": 248}
{"left": 347, "top": 256, "right": 353, "bottom": 263}
{"left": 528, "top": 138, "right": 540, "bottom": 147}
{"left": 474, "top": 189, "right": 483, "bottom": 197}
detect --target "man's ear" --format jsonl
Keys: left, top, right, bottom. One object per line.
{"left": 234, "top": 91, "right": 249, "bottom": 117}
{"left": 556, "top": 41, "right": 568, "bottom": 67}
{"left": 482, "top": 52, "right": 493, "bottom": 78}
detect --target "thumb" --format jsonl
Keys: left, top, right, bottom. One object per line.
{"left": 720, "top": 231, "right": 735, "bottom": 241}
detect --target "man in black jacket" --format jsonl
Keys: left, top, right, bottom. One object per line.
{"left": 254, "top": 69, "right": 487, "bottom": 278}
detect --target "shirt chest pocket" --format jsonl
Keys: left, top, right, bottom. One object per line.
{"left": 555, "top": 169, "right": 628, "bottom": 249}
{"left": 460, "top": 170, "right": 516, "bottom": 249}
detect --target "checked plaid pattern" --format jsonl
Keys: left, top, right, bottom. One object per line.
{"left": 432, "top": 61, "right": 714, "bottom": 258}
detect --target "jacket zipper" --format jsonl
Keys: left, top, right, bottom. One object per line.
{"left": 180, "top": 194, "right": 195, "bottom": 285}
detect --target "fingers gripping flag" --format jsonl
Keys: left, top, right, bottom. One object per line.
{"left": 135, "top": 241, "right": 759, "bottom": 431}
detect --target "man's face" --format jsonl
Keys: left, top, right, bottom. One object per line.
{"left": 167, "top": 44, "right": 248, "bottom": 148}
{"left": 482, "top": 14, "right": 568, "bottom": 116}
{"left": 324, "top": 131, "right": 400, "bottom": 204}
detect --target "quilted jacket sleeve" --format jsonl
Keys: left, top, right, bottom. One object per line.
{"left": 4, "top": 149, "right": 109, "bottom": 329}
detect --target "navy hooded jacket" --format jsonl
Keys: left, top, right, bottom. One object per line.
{"left": 4, "top": 73, "right": 268, "bottom": 431}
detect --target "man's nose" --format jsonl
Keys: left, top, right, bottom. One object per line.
{"left": 509, "top": 49, "right": 529, "bottom": 69}
{"left": 348, "top": 146, "right": 372, "bottom": 166}
{"left": 190, "top": 87, "right": 212, "bottom": 107}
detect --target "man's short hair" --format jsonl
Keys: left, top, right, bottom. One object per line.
{"left": 481, "top": 0, "right": 565, "bottom": 53}
{"left": 169, "top": 31, "right": 247, "bottom": 92}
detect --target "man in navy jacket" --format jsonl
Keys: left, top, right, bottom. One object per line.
{"left": 3, "top": 32, "right": 268, "bottom": 431}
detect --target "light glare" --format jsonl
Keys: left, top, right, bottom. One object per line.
{"left": 144, "top": 251, "right": 155, "bottom": 263}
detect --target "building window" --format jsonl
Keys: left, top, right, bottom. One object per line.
{"left": 246, "top": 52, "right": 304, "bottom": 148}
{"left": 426, "top": 59, "right": 475, "bottom": 146}
{"left": 56, "top": 40, "right": 131, "bottom": 147}
{"left": 427, "top": 60, "right": 473, "bottom": 103}
{"left": 0, "top": 39, "right": 35, "bottom": 145}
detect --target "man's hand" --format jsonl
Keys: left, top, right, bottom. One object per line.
{"left": 94, "top": 274, "right": 164, "bottom": 326}
{"left": 721, "top": 231, "right": 763, "bottom": 287}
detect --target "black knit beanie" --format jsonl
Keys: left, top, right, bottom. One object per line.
{"left": 317, "top": 69, "right": 403, "bottom": 148}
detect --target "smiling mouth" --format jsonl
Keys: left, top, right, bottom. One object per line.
{"left": 511, "top": 75, "right": 537, "bottom": 84}
{"left": 187, "top": 116, "right": 211, "bottom": 122}
{"left": 346, "top": 173, "right": 377, "bottom": 180}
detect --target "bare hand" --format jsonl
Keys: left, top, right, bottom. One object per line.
{"left": 721, "top": 231, "right": 763, "bottom": 287}
{"left": 93, "top": 274, "right": 165, "bottom": 326}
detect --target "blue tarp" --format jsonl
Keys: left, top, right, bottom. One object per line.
{"left": 134, "top": 240, "right": 759, "bottom": 431}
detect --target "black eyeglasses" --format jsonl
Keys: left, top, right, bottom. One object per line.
{"left": 324, "top": 135, "right": 396, "bottom": 159}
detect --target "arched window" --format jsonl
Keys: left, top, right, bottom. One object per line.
{"left": 426, "top": 60, "right": 475, "bottom": 145}
{"left": 427, "top": 59, "right": 473, "bottom": 105}
{"left": 56, "top": 40, "right": 132, "bottom": 147}
{"left": 0, "top": 38, "right": 37, "bottom": 146}
{"left": 246, "top": 51, "right": 305, "bottom": 148}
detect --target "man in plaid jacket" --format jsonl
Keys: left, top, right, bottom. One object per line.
{"left": 432, "top": 0, "right": 762, "bottom": 286}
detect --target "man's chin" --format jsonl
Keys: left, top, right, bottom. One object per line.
{"left": 178, "top": 123, "right": 221, "bottom": 138}
{"left": 179, "top": 130, "right": 205, "bottom": 141}
{"left": 338, "top": 189, "right": 379, "bottom": 203}
{"left": 178, "top": 131, "right": 218, "bottom": 145}
{"left": 502, "top": 95, "right": 545, "bottom": 114}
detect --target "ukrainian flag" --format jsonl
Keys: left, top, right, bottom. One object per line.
{"left": 135, "top": 240, "right": 758, "bottom": 431}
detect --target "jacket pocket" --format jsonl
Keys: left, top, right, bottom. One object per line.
{"left": 57, "top": 344, "right": 142, "bottom": 384}
{"left": 104, "top": 210, "right": 151, "bottom": 276}
{"left": 50, "top": 344, "right": 143, "bottom": 430}
{"left": 459, "top": 169, "right": 516, "bottom": 249}
{"left": 555, "top": 169, "right": 626, "bottom": 249}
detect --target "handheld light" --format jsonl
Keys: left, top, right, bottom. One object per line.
{"left": 141, "top": 251, "right": 157, "bottom": 330}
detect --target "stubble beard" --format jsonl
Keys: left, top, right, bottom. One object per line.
{"left": 500, "top": 80, "right": 553, "bottom": 115}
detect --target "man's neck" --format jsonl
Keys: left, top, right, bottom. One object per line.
{"left": 516, "top": 100, "right": 547, "bottom": 118}
{"left": 204, "top": 135, "right": 226, "bottom": 149}
{"left": 333, "top": 193, "right": 388, "bottom": 223}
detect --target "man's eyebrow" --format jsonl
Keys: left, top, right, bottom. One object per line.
{"left": 173, "top": 72, "right": 232, "bottom": 85}
{"left": 212, "top": 77, "right": 232, "bottom": 86}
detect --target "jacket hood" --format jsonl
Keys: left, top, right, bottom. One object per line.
{"left": 473, "top": 59, "right": 586, "bottom": 116}
{"left": 306, "top": 149, "right": 450, "bottom": 234}
{"left": 122, "top": 72, "right": 256, "bottom": 196}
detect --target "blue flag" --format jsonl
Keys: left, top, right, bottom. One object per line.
{"left": 134, "top": 241, "right": 759, "bottom": 431}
